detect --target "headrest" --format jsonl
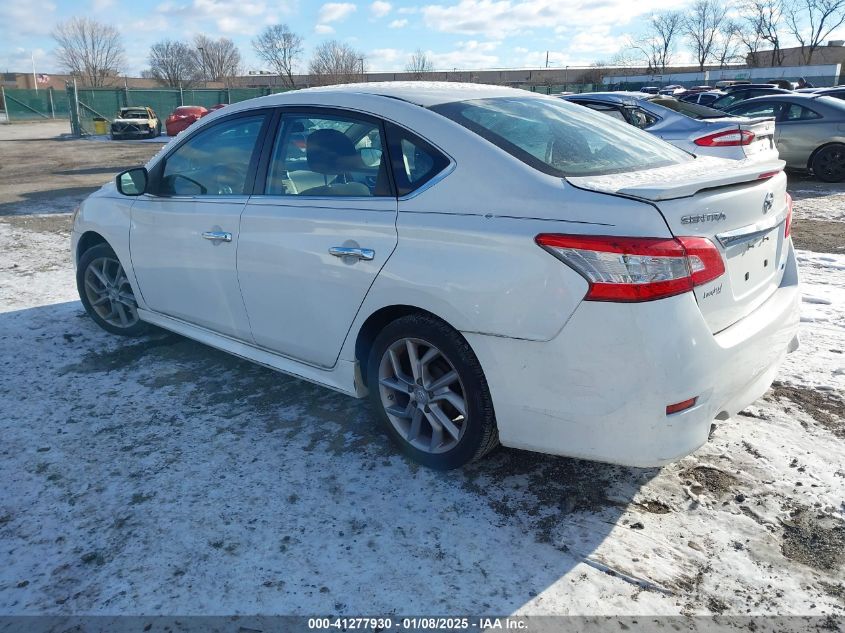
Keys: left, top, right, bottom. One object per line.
{"left": 306, "top": 128, "right": 362, "bottom": 174}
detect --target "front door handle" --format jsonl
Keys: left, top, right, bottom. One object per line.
{"left": 202, "top": 231, "right": 232, "bottom": 242}
{"left": 329, "top": 246, "right": 375, "bottom": 261}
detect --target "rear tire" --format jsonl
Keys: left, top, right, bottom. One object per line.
{"left": 367, "top": 313, "right": 498, "bottom": 470}
{"left": 77, "top": 243, "right": 148, "bottom": 337}
{"left": 811, "top": 144, "right": 845, "bottom": 183}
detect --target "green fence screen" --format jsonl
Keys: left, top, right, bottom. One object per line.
{"left": 2, "top": 88, "right": 71, "bottom": 121}
{"left": 1, "top": 85, "right": 293, "bottom": 134}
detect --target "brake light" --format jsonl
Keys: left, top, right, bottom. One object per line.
{"left": 784, "top": 192, "right": 793, "bottom": 238}
{"left": 694, "top": 129, "right": 755, "bottom": 147}
{"left": 535, "top": 234, "right": 725, "bottom": 302}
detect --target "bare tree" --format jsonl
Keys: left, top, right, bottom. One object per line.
{"left": 739, "top": 0, "right": 786, "bottom": 66}
{"left": 629, "top": 11, "right": 684, "bottom": 73}
{"left": 147, "top": 40, "right": 199, "bottom": 88}
{"left": 684, "top": 0, "right": 726, "bottom": 70}
{"left": 308, "top": 40, "right": 364, "bottom": 86}
{"left": 737, "top": 22, "right": 765, "bottom": 65}
{"left": 252, "top": 24, "right": 303, "bottom": 88}
{"left": 405, "top": 49, "right": 434, "bottom": 79}
{"left": 52, "top": 17, "right": 125, "bottom": 87}
{"left": 714, "top": 19, "right": 744, "bottom": 67}
{"left": 785, "top": 0, "right": 845, "bottom": 63}
{"left": 193, "top": 35, "right": 242, "bottom": 86}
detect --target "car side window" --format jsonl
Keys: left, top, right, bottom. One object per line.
{"left": 265, "top": 113, "right": 391, "bottom": 197}
{"left": 784, "top": 104, "right": 822, "bottom": 121}
{"left": 160, "top": 114, "right": 266, "bottom": 196}
{"left": 581, "top": 103, "right": 627, "bottom": 122}
{"left": 628, "top": 108, "right": 658, "bottom": 129}
{"left": 385, "top": 123, "right": 450, "bottom": 197}
{"left": 730, "top": 101, "right": 781, "bottom": 118}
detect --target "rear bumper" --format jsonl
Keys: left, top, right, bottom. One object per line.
{"left": 465, "top": 243, "right": 800, "bottom": 467}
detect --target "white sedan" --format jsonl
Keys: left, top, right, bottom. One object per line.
{"left": 71, "top": 82, "right": 800, "bottom": 470}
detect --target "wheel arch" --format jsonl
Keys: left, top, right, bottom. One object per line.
{"left": 354, "top": 304, "right": 466, "bottom": 389}
{"left": 76, "top": 230, "right": 109, "bottom": 263}
{"left": 807, "top": 141, "right": 845, "bottom": 171}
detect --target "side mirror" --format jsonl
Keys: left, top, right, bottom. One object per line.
{"left": 116, "top": 167, "right": 148, "bottom": 196}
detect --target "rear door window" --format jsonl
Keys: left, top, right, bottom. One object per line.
{"left": 783, "top": 104, "right": 822, "bottom": 120}
{"left": 265, "top": 112, "right": 392, "bottom": 197}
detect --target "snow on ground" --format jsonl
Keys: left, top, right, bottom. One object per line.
{"left": 1, "top": 189, "right": 843, "bottom": 617}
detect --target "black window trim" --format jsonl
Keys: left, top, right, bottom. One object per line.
{"left": 384, "top": 121, "right": 452, "bottom": 199}
{"left": 147, "top": 107, "right": 276, "bottom": 198}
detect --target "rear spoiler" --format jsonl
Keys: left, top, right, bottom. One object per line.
{"left": 566, "top": 156, "right": 786, "bottom": 201}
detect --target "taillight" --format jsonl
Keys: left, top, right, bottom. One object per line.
{"left": 535, "top": 234, "right": 725, "bottom": 303}
{"left": 784, "top": 192, "right": 793, "bottom": 238}
{"left": 694, "top": 129, "right": 755, "bottom": 147}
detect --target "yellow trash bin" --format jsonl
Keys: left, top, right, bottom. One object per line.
{"left": 93, "top": 117, "right": 108, "bottom": 135}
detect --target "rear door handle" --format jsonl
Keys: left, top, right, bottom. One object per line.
{"left": 329, "top": 246, "right": 375, "bottom": 261}
{"left": 202, "top": 231, "right": 232, "bottom": 242}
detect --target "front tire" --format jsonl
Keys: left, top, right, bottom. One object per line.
{"left": 812, "top": 144, "right": 845, "bottom": 182}
{"left": 77, "top": 243, "right": 147, "bottom": 337}
{"left": 367, "top": 314, "right": 498, "bottom": 470}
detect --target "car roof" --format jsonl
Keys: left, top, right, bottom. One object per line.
{"left": 241, "top": 82, "right": 538, "bottom": 108}
{"left": 563, "top": 92, "right": 651, "bottom": 104}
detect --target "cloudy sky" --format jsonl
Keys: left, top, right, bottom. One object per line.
{"left": 0, "top": 0, "right": 828, "bottom": 77}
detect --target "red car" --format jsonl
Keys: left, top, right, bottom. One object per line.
{"left": 164, "top": 105, "right": 208, "bottom": 136}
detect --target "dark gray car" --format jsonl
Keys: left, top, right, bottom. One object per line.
{"left": 725, "top": 94, "right": 845, "bottom": 181}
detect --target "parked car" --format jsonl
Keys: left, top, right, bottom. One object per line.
{"left": 725, "top": 94, "right": 845, "bottom": 181}
{"left": 811, "top": 86, "right": 845, "bottom": 100}
{"left": 710, "top": 87, "right": 793, "bottom": 110}
{"left": 208, "top": 103, "right": 228, "bottom": 111}
{"left": 640, "top": 86, "right": 660, "bottom": 94}
{"left": 110, "top": 107, "right": 161, "bottom": 140}
{"left": 165, "top": 105, "right": 209, "bottom": 136}
{"left": 72, "top": 83, "right": 799, "bottom": 470}
{"left": 562, "top": 92, "right": 777, "bottom": 161}
{"left": 658, "top": 85, "right": 685, "bottom": 95}
{"left": 680, "top": 90, "right": 724, "bottom": 106}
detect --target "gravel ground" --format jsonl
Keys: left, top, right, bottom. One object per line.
{"left": 1, "top": 122, "right": 843, "bottom": 617}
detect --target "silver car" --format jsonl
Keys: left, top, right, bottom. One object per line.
{"left": 562, "top": 92, "right": 777, "bottom": 161}
{"left": 725, "top": 94, "right": 845, "bottom": 182}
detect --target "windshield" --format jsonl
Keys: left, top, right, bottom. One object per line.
{"left": 648, "top": 97, "right": 728, "bottom": 119}
{"left": 431, "top": 96, "right": 691, "bottom": 177}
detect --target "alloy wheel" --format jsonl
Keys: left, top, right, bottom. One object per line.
{"left": 377, "top": 337, "right": 468, "bottom": 454}
{"left": 816, "top": 146, "right": 845, "bottom": 181}
{"left": 83, "top": 256, "right": 139, "bottom": 329}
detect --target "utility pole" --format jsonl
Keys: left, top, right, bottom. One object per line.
{"left": 545, "top": 51, "right": 549, "bottom": 69}
{"left": 32, "top": 52, "right": 38, "bottom": 92}
{"left": 358, "top": 57, "right": 365, "bottom": 81}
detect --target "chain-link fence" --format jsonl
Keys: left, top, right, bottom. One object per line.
{"left": 1, "top": 87, "right": 72, "bottom": 122}
{"left": 0, "top": 84, "right": 293, "bottom": 134}
{"left": 65, "top": 84, "right": 294, "bottom": 136}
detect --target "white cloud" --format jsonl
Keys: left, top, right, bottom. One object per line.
{"left": 427, "top": 40, "right": 501, "bottom": 69}
{"left": 318, "top": 2, "right": 357, "bottom": 23}
{"left": 315, "top": 23, "right": 336, "bottom": 34}
{"left": 389, "top": 18, "right": 408, "bottom": 28}
{"left": 370, "top": 1, "right": 392, "bottom": 17}
{"left": 4, "top": 0, "right": 57, "bottom": 37}
{"left": 420, "top": 0, "right": 683, "bottom": 39}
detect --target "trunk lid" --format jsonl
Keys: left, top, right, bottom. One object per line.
{"left": 691, "top": 116, "right": 776, "bottom": 160}
{"left": 568, "top": 156, "right": 790, "bottom": 333}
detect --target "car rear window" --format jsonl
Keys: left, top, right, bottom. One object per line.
{"left": 649, "top": 97, "right": 727, "bottom": 119}
{"left": 431, "top": 97, "right": 691, "bottom": 177}
{"left": 120, "top": 109, "right": 148, "bottom": 118}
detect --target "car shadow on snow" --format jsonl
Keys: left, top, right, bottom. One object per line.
{"left": 0, "top": 186, "right": 99, "bottom": 217}
{"left": 1, "top": 301, "right": 662, "bottom": 614}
